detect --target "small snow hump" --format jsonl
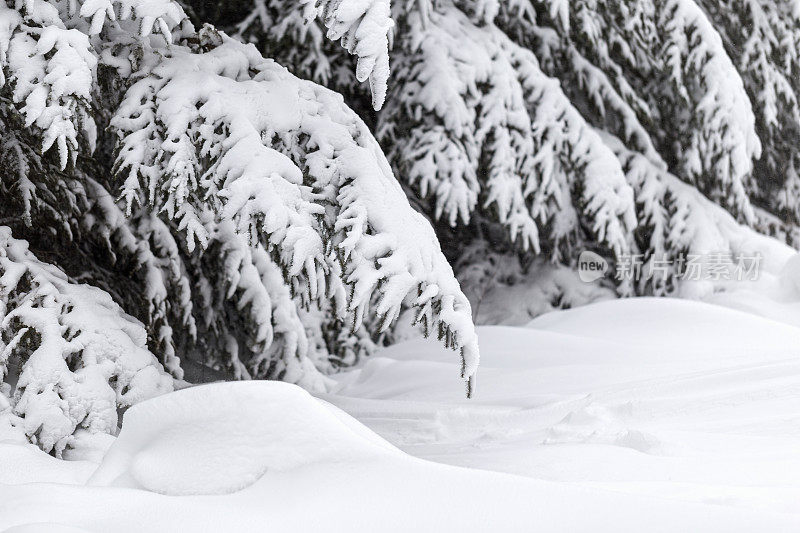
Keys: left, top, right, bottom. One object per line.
{"left": 87, "top": 381, "right": 398, "bottom": 496}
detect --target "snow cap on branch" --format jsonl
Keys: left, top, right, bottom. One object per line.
{"left": 303, "top": 0, "right": 393, "bottom": 110}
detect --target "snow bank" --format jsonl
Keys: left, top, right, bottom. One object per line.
{"left": 3, "top": 299, "right": 800, "bottom": 530}
{"left": 88, "top": 381, "right": 397, "bottom": 495}
{"left": 327, "top": 298, "right": 800, "bottom": 521}
{"left": 700, "top": 252, "right": 800, "bottom": 328}
{"left": 527, "top": 296, "right": 800, "bottom": 353}
{"left": 0, "top": 443, "right": 95, "bottom": 486}
{"left": 6, "top": 373, "right": 800, "bottom": 531}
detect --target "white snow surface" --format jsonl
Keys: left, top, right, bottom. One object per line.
{"left": 86, "top": 381, "right": 398, "bottom": 495}
{"left": 2, "top": 297, "right": 800, "bottom": 531}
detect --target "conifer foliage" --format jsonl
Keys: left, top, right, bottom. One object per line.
{"left": 220, "top": 0, "right": 800, "bottom": 300}
{"left": 7, "top": 0, "right": 800, "bottom": 454}
{"left": 0, "top": 0, "right": 479, "bottom": 453}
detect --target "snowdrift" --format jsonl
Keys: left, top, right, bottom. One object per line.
{"left": 328, "top": 298, "right": 800, "bottom": 521}
{"left": 87, "top": 381, "right": 399, "bottom": 495}
{"left": 2, "top": 298, "right": 800, "bottom": 531}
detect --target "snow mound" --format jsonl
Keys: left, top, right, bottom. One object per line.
{"left": 0, "top": 443, "right": 95, "bottom": 486}
{"left": 777, "top": 253, "right": 800, "bottom": 301}
{"left": 89, "top": 381, "right": 397, "bottom": 495}
{"left": 527, "top": 296, "right": 800, "bottom": 353}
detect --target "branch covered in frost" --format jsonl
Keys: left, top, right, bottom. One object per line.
{"left": 0, "top": 0, "right": 189, "bottom": 169}
{"left": 696, "top": 0, "right": 800, "bottom": 223}
{"left": 606, "top": 133, "right": 780, "bottom": 298}
{"left": 495, "top": 0, "right": 760, "bottom": 223}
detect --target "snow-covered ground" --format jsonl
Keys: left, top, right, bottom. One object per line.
{"left": 2, "top": 297, "right": 800, "bottom": 531}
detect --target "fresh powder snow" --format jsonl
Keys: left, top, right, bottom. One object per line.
{"left": 2, "top": 297, "right": 800, "bottom": 531}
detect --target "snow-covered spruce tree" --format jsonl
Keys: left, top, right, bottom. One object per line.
{"left": 487, "top": 0, "right": 766, "bottom": 294}
{"left": 0, "top": 0, "right": 480, "bottom": 454}
{"left": 379, "top": 1, "right": 637, "bottom": 266}
{"left": 692, "top": 0, "right": 800, "bottom": 232}
{"left": 503, "top": 0, "right": 761, "bottom": 221}
{"left": 212, "top": 0, "right": 794, "bottom": 304}
{"left": 493, "top": 0, "right": 796, "bottom": 293}
{"left": 206, "top": 0, "right": 638, "bottom": 265}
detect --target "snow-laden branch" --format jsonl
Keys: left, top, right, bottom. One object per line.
{"left": 0, "top": 227, "right": 173, "bottom": 456}
{"left": 379, "top": 4, "right": 635, "bottom": 259}
{"left": 302, "top": 0, "right": 393, "bottom": 110}
{"left": 111, "top": 33, "right": 479, "bottom": 392}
